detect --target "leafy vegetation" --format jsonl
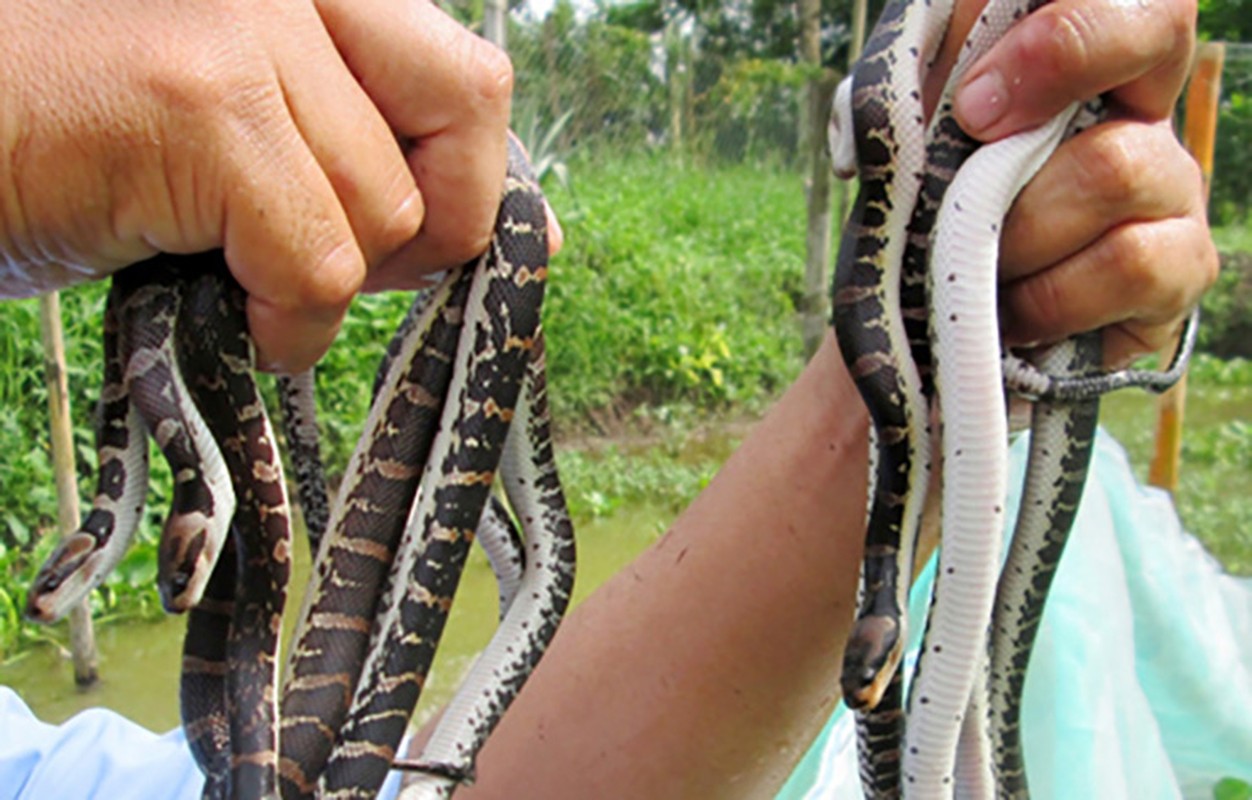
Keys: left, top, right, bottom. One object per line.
{"left": 1200, "top": 251, "right": 1252, "bottom": 358}
{"left": 1215, "top": 776, "right": 1252, "bottom": 800}
{"left": 542, "top": 153, "right": 806, "bottom": 420}
{"left": 1101, "top": 355, "right": 1252, "bottom": 576}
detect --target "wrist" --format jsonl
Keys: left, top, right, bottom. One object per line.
{"left": 789, "top": 330, "right": 869, "bottom": 454}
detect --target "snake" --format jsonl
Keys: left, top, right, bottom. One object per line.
{"left": 24, "top": 287, "right": 149, "bottom": 623}
{"left": 26, "top": 136, "right": 572, "bottom": 799}
{"left": 296, "top": 139, "right": 554, "bottom": 800}
{"left": 984, "top": 332, "right": 1101, "bottom": 797}
{"left": 394, "top": 334, "right": 576, "bottom": 800}
{"left": 830, "top": 0, "right": 1196, "bottom": 796}
{"left": 829, "top": 0, "right": 950, "bottom": 718}
{"left": 176, "top": 257, "right": 296, "bottom": 797}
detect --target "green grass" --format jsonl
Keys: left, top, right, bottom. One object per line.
{"left": 541, "top": 152, "right": 807, "bottom": 420}
{"left": 1101, "top": 354, "right": 1252, "bottom": 576}
{"left": 1212, "top": 223, "right": 1252, "bottom": 255}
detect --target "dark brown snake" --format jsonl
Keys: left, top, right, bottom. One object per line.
{"left": 25, "top": 137, "right": 574, "bottom": 800}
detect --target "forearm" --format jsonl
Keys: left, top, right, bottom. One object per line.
{"left": 455, "top": 332, "right": 869, "bottom": 798}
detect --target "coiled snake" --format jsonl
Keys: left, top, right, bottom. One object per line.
{"left": 26, "top": 137, "right": 575, "bottom": 799}
{"left": 829, "top": 0, "right": 1196, "bottom": 796}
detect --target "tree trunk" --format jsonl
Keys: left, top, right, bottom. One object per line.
{"left": 483, "top": 0, "right": 507, "bottom": 49}
{"left": 38, "top": 291, "right": 99, "bottom": 688}
{"left": 666, "top": 11, "right": 686, "bottom": 156}
{"left": 835, "top": 0, "right": 869, "bottom": 231}
{"left": 799, "top": 0, "right": 835, "bottom": 359}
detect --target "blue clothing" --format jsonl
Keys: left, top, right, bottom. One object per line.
{"left": 780, "top": 430, "right": 1252, "bottom": 799}
{"left": 0, "top": 688, "right": 406, "bottom": 799}
{"left": 0, "top": 688, "right": 202, "bottom": 800}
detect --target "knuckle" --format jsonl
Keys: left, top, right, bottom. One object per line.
{"left": 1163, "top": 0, "right": 1197, "bottom": 58}
{"left": 374, "top": 188, "right": 424, "bottom": 259}
{"left": 1027, "top": 6, "right": 1096, "bottom": 84}
{"left": 1192, "top": 224, "right": 1220, "bottom": 297}
{"left": 1110, "top": 224, "right": 1191, "bottom": 319}
{"left": 1072, "top": 127, "right": 1141, "bottom": 209}
{"left": 1015, "top": 271, "right": 1068, "bottom": 339}
{"left": 1110, "top": 224, "right": 1159, "bottom": 288}
{"left": 465, "top": 39, "right": 514, "bottom": 111}
{"left": 299, "top": 235, "right": 366, "bottom": 310}
{"left": 1182, "top": 151, "right": 1209, "bottom": 213}
{"left": 147, "top": 45, "right": 249, "bottom": 120}
{"left": 447, "top": 216, "right": 495, "bottom": 267}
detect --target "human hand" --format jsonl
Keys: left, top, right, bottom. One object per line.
{"left": 930, "top": 0, "right": 1217, "bottom": 368}
{"left": 0, "top": 0, "right": 541, "bottom": 372}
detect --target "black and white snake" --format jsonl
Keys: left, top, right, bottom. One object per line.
{"left": 829, "top": 0, "right": 1196, "bottom": 796}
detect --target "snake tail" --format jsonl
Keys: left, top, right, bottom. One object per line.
{"left": 987, "top": 333, "right": 1102, "bottom": 798}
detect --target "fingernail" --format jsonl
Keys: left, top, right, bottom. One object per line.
{"left": 956, "top": 70, "right": 1009, "bottom": 134}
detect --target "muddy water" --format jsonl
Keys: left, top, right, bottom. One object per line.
{"left": 0, "top": 505, "right": 669, "bottom": 733}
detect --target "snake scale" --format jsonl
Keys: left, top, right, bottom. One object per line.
{"left": 25, "top": 136, "right": 574, "bottom": 799}
{"left": 830, "top": 0, "right": 1196, "bottom": 796}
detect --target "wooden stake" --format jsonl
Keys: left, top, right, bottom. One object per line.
{"left": 1147, "top": 42, "right": 1224, "bottom": 492}
{"left": 37, "top": 291, "right": 99, "bottom": 687}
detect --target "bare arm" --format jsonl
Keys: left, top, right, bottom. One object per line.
{"left": 456, "top": 331, "right": 869, "bottom": 798}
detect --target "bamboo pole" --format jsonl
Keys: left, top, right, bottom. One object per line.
{"left": 37, "top": 291, "right": 99, "bottom": 687}
{"left": 1147, "top": 41, "right": 1224, "bottom": 492}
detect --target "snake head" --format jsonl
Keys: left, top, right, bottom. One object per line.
{"left": 157, "top": 513, "right": 218, "bottom": 613}
{"left": 840, "top": 614, "right": 903, "bottom": 710}
{"left": 24, "top": 533, "right": 99, "bottom": 622}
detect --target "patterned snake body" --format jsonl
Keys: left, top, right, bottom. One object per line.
{"left": 398, "top": 334, "right": 576, "bottom": 799}
{"left": 309, "top": 142, "right": 551, "bottom": 798}
{"left": 24, "top": 295, "right": 149, "bottom": 622}
{"left": 831, "top": 0, "right": 1193, "bottom": 796}
{"left": 115, "top": 264, "right": 239, "bottom": 614}
{"left": 26, "top": 138, "right": 572, "bottom": 799}
{"left": 912, "top": 104, "right": 1078, "bottom": 796}
{"left": 830, "top": 0, "right": 950, "bottom": 713}
{"left": 987, "top": 333, "right": 1101, "bottom": 797}
{"left": 176, "top": 260, "right": 295, "bottom": 798}
{"left": 277, "top": 265, "right": 475, "bottom": 798}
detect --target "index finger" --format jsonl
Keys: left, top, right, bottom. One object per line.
{"left": 951, "top": 0, "right": 1196, "bottom": 140}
